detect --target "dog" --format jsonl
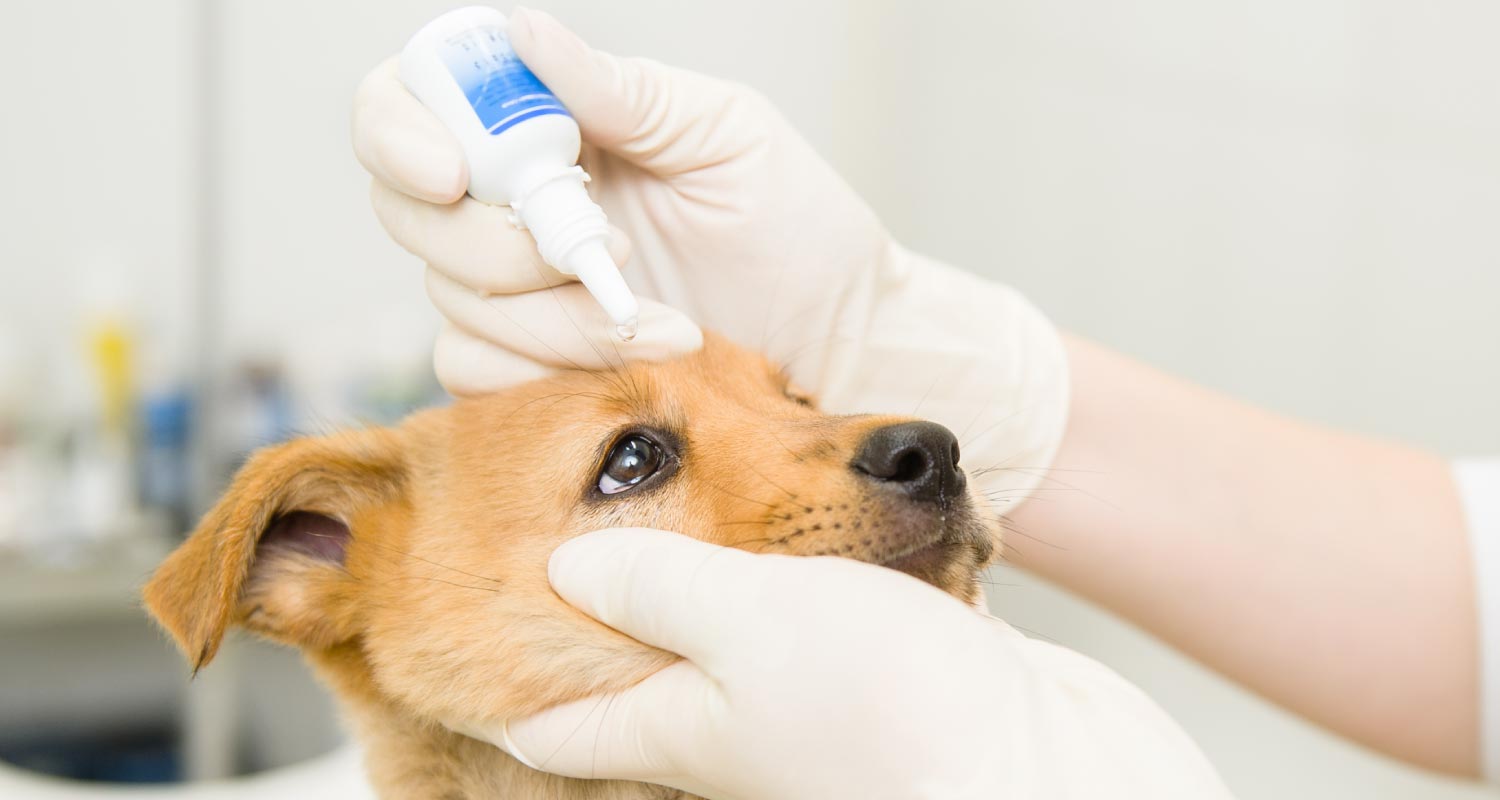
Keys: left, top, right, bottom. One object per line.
{"left": 144, "top": 334, "right": 1000, "bottom": 799}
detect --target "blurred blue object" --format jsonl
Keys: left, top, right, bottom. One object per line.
{"left": 0, "top": 728, "right": 178, "bottom": 783}
{"left": 0, "top": 744, "right": 372, "bottom": 798}
{"left": 139, "top": 390, "right": 192, "bottom": 533}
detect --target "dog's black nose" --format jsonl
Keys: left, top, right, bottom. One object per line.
{"left": 851, "top": 421, "right": 965, "bottom": 503}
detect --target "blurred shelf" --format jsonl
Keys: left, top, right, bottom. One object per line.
{"left": 0, "top": 535, "right": 174, "bottom": 628}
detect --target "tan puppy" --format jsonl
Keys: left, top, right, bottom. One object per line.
{"left": 144, "top": 334, "right": 1000, "bottom": 799}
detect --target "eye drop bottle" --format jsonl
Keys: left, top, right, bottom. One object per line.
{"left": 400, "top": 6, "right": 639, "bottom": 338}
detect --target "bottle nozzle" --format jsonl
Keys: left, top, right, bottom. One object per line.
{"left": 560, "top": 239, "right": 641, "bottom": 332}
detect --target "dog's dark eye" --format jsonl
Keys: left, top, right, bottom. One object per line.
{"left": 598, "top": 434, "right": 664, "bottom": 495}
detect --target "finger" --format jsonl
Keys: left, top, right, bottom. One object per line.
{"left": 372, "top": 180, "right": 632, "bottom": 294}
{"left": 433, "top": 322, "right": 553, "bottom": 397}
{"left": 455, "top": 660, "right": 716, "bottom": 793}
{"left": 509, "top": 8, "right": 758, "bottom": 176}
{"left": 352, "top": 56, "right": 469, "bottom": 204}
{"left": 545, "top": 528, "right": 780, "bottom": 670}
{"left": 426, "top": 270, "right": 703, "bottom": 370}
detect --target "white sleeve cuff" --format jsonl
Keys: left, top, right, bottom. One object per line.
{"left": 1455, "top": 458, "right": 1500, "bottom": 781}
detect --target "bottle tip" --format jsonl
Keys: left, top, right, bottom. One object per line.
{"left": 561, "top": 241, "right": 640, "bottom": 332}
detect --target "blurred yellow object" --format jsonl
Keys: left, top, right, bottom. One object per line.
{"left": 87, "top": 318, "right": 134, "bottom": 437}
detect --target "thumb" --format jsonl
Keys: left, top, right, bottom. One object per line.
{"left": 509, "top": 7, "right": 764, "bottom": 176}
{"left": 545, "top": 528, "right": 777, "bottom": 672}
{"left": 458, "top": 660, "right": 720, "bottom": 795}
{"left": 425, "top": 275, "right": 703, "bottom": 375}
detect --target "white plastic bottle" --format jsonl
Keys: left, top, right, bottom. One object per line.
{"left": 400, "top": 6, "right": 639, "bottom": 338}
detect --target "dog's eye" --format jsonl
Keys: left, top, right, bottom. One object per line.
{"left": 598, "top": 434, "right": 664, "bottom": 495}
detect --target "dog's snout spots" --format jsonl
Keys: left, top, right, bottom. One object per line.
{"left": 850, "top": 421, "right": 966, "bottom": 504}
{"left": 759, "top": 484, "right": 950, "bottom": 552}
{"left": 762, "top": 497, "right": 873, "bottom": 550}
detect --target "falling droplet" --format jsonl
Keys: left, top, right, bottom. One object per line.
{"left": 615, "top": 320, "right": 639, "bottom": 342}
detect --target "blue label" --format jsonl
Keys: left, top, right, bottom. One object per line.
{"left": 440, "top": 24, "right": 570, "bottom": 135}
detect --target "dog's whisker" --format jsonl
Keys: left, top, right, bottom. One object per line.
{"left": 956, "top": 399, "right": 994, "bottom": 444}
{"left": 744, "top": 462, "right": 798, "bottom": 500}
{"left": 1007, "top": 622, "right": 1062, "bottom": 646}
{"left": 997, "top": 538, "right": 1030, "bottom": 564}
{"left": 699, "top": 481, "right": 779, "bottom": 510}
{"left": 529, "top": 258, "right": 634, "bottom": 378}
{"left": 972, "top": 462, "right": 1104, "bottom": 480}
{"left": 325, "top": 533, "right": 505, "bottom": 585}
{"left": 719, "top": 533, "right": 781, "bottom": 552}
{"left": 369, "top": 575, "right": 503, "bottom": 594}
{"left": 538, "top": 693, "right": 613, "bottom": 773}
{"left": 976, "top": 465, "right": 1110, "bottom": 475}
{"left": 471, "top": 279, "right": 642, "bottom": 403}
{"left": 982, "top": 487, "right": 1083, "bottom": 496}
{"left": 495, "top": 391, "right": 617, "bottom": 428}
{"left": 774, "top": 334, "right": 857, "bottom": 376}
{"left": 470, "top": 281, "right": 597, "bottom": 378}
{"left": 911, "top": 371, "right": 944, "bottom": 417}
{"left": 761, "top": 295, "right": 833, "bottom": 356}
{"left": 974, "top": 573, "right": 1024, "bottom": 589}
{"left": 985, "top": 471, "right": 1120, "bottom": 512}
{"left": 591, "top": 689, "right": 621, "bottom": 780}
{"left": 957, "top": 409, "right": 1023, "bottom": 452}
{"left": 978, "top": 516, "right": 1066, "bottom": 550}
{"left": 756, "top": 196, "right": 824, "bottom": 355}
{"left": 767, "top": 429, "right": 802, "bottom": 461}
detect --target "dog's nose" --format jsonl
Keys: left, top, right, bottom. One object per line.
{"left": 851, "top": 421, "right": 966, "bottom": 503}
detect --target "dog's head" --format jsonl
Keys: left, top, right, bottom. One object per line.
{"left": 143, "top": 334, "right": 998, "bottom": 728}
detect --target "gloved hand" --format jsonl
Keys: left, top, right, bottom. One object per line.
{"left": 353, "top": 7, "right": 1068, "bottom": 501}
{"left": 450, "top": 528, "right": 1234, "bottom": 800}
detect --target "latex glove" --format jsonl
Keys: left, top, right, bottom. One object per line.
{"left": 452, "top": 528, "right": 1234, "bottom": 800}
{"left": 353, "top": 8, "right": 1068, "bottom": 501}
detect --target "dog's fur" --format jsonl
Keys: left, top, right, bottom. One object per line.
{"left": 143, "top": 335, "right": 998, "bottom": 799}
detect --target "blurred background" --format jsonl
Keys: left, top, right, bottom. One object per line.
{"left": 1, "top": 0, "right": 1496, "bottom": 797}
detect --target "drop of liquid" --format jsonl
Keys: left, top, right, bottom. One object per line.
{"left": 615, "top": 320, "right": 639, "bottom": 342}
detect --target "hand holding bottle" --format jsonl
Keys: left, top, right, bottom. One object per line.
{"left": 354, "top": 6, "right": 1068, "bottom": 500}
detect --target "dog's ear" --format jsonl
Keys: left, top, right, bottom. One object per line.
{"left": 143, "top": 428, "right": 407, "bottom": 673}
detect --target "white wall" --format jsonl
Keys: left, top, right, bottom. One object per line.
{"left": 897, "top": 1, "right": 1500, "bottom": 459}
{"left": 0, "top": 1, "right": 197, "bottom": 403}
{"left": 4, "top": 0, "right": 1498, "bottom": 796}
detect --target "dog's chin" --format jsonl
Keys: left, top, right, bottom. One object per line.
{"left": 863, "top": 507, "right": 994, "bottom": 600}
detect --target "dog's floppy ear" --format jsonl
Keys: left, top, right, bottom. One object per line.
{"left": 143, "top": 428, "right": 407, "bottom": 673}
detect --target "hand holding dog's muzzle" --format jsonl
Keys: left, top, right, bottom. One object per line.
{"left": 449, "top": 528, "right": 1234, "bottom": 800}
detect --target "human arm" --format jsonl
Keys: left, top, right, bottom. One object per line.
{"left": 1008, "top": 334, "right": 1479, "bottom": 776}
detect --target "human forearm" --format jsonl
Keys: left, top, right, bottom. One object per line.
{"left": 1009, "top": 334, "right": 1479, "bottom": 776}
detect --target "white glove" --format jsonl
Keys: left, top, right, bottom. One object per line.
{"left": 452, "top": 528, "right": 1233, "bottom": 800}
{"left": 352, "top": 7, "right": 1068, "bottom": 501}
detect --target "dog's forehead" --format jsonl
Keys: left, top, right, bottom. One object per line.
{"left": 447, "top": 335, "right": 786, "bottom": 438}
{"left": 566, "top": 335, "right": 784, "bottom": 408}
{"left": 646, "top": 335, "right": 785, "bottom": 406}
